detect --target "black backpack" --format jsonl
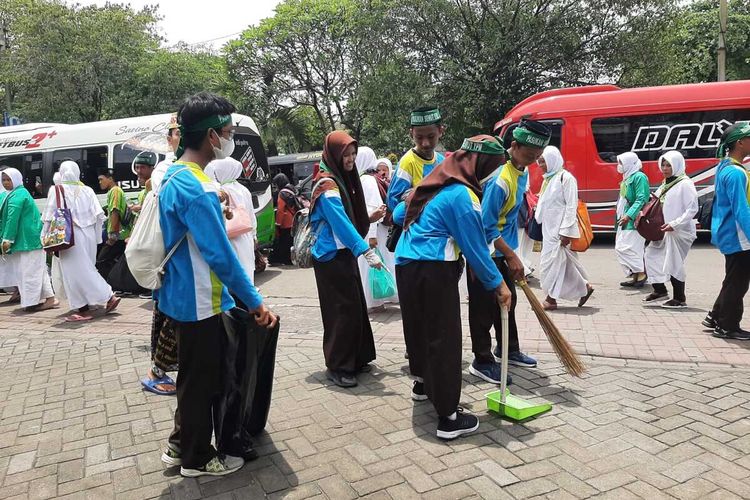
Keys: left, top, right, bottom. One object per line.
{"left": 697, "top": 193, "right": 714, "bottom": 231}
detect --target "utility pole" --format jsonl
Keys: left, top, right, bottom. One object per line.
{"left": 718, "top": 0, "right": 727, "bottom": 82}
{"left": 0, "top": 21, "right": 11, "bottom": 118}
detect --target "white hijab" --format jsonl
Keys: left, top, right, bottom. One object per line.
{"left": 356, "top": 147, "right": 378, "bottom": 175}
{"left": 53, "top": 172, "right": 62, "bottom": 186}
{"left": 658, "top": 150, "right": 686, "bottom": 178}
{"left": 206, "top": 157, "right": 255, "bottom": 217}
{"left": 2, "top": 168, "right": 24, "bottom": 190}
{"left": 616, "top": 152, "right": 642, "bottom": 179}
{"left": 541, "top": 146, "right": 564, "bottom": 178}
{"left": 44, "top": 160, "right": 104, "bottom": 228}
{"left": 376, "top": 158, "right": 393, "bottom": 177}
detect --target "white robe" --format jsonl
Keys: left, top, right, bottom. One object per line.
{"left": 536, "top": 171, "right": 588, "bottom": 301}
{"left": 615, "top": 191, "right": 646, "bottom": 275}
{"left": 645, "top": 178, "right": 698, "bottom": 283}
{"left": 224, "top": 185, "right": 256, "bottom": 284}
{"left": 13, "top": 250, "right": 55, "bottom": 308}
{"left": 0, "top": 253, "right": 19, "bottom": 288}
{"left": 357, "top": 174, "right": 398, "bottom": 308}
{"left": 42, "top": 183, "right": 112, "bottom": 310}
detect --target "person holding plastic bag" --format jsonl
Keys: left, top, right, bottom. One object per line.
{"left": 309, "top": 131, "right": 382, "bottom": 389}
{"left": 356, "top": 146, "right": 397, "bottom": 310}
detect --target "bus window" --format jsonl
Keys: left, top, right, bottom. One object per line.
{"left": 591, "top": 109, "right": 750, "bottom": 163}
{"left": 113, "top": 145, "right": 159, "bottom": 192}
{"left": 502, "top": 120, "right": 563, "bottom": 150}
{"left": 0, "top": 153, "right": 44, "bottom": 198}
{"left": 52, "top": 147, "right": 108, "bottom": 194}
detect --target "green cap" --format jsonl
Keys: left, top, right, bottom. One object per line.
{"left": 410, "top": 108, "right": 441, "bottom": 126}
{"left": 460, "top": 137, "right": 506, "bottom": 156}
{"left": 512, "top": 120, "right": 551, "bottom": 148}
{"left": 717, "top": 121, "right": 750, "bottom": 158}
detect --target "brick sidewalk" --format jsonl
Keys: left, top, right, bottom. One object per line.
{"left": 1, "top": 294, "right": 750, "bottom": 499}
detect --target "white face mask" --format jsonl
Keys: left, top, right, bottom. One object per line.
{"left": 616, "top": 162, "right": 624, "bottom": 174}
{"left": 212, "top": 131, "right": 235, "bottom": 160}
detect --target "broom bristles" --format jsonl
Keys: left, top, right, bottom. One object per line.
{"left": 518, "top": 281, "right": 586, "bottom": 377}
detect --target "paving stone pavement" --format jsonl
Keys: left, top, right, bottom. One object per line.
{"left": 2, "top": 293, "right": 750, "bottom": 499}
{"left": 2, "top": 242, "right": 750, "bottom": 498}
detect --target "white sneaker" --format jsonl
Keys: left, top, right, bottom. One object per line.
{"left": 180, "top": 455, "right": 244, "bottom": 477}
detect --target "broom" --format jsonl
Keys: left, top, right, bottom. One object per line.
{"left": 516, "top": 280, "right": 586, "bottom": 377}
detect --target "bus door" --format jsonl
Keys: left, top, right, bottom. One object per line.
{"left": 233, "top": 126, "right": 274, "bottom": 246}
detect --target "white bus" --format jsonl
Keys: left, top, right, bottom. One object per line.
{"left": 0, "top": 113, "right": 275, "bottom": 246}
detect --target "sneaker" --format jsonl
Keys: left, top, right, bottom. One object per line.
{"left": 180, "top": 455, "right": 244, "bottom": 477}
{"left": 412, "top": 381, "right": 428, "bottom": 401}
{"left": 701, "top": 313, "right": 716, "bottom": 330}
{"left": 326, "top": 369, "right": 357, "bottom": 388}
{"left": 643, "top": 292, "right": 668, "bottom": 303}
{"left": 468, "top": 360, "right": 512, "bottom": 385}
{"left": 437, "top": 407, "right": 479, "bottom": 440}
{"left": 507, "top": 350, "right": 537, "bottom": 368}
{"left": 161, "top": 446, "right": 181, "bottom": 466}
{"left": 661, "top": 299, "right": 687, "bottom": 309}
{"left": 713, "top": 326, "right": 750, "bottom": 341}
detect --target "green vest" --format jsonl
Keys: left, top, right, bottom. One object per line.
{"left": 0, "top": 187, "right": 43, "bottom": 253}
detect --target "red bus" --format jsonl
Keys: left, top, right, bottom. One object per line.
{"left": 494, "top": 80, "right": 750, "bottom": 231}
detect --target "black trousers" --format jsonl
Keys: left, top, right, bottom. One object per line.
{"left": 652, "top": 277, "right": 686, "bottom": 302}
{"left": 397, "top": 260, "right": 462, "bottom": 417}
{"left": 467, "top": 257, "right": 519, "bottom": 364}
{"left": 96, "top": 240, "right": 125, "bottom": 280}
{"left": 271, "top": 228, "right": 293, "bottom": 264}
{"left": 312, "top": 250, "right": 376, "bottom": 373}
{"left": 711, "top": 250, "right": 750, "bottom": 331}
{"left": 168, "top": 315, "right": 223, "bottom": 469}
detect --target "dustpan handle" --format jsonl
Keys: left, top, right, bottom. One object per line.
{"left": 500, "top": 306, "right": 509, "bottom": 404}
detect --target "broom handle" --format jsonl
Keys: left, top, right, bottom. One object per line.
{"left": 500, "top": 305, "right": 509, "bottom": 404}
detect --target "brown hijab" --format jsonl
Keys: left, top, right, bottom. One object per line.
{"left": 311, "top": 130, "right": 371, "bottom": 237}
{"left": 403, "top": 134, "right": 505, "bottom": 229}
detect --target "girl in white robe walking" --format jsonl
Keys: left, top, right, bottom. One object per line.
{"left": 643, "top": 151, "right": 698, "bottom": 308}
{"left": 43, "top": 161, "right": 120, "bottom": 321}
{"left": 615, "top": 152, "right": 651, "bottom": 287}
{"left": 535, "top": 146, "right": 594, "bottom": 310}
{"left": 205, "top": 157, "right": 257, "bottom": 284}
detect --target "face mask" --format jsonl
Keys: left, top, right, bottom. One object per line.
{"left": 211, "top": 130, "right": 235, "bottom": 160}
{"left": 617, "top": 163, "right": 624, "bottom": 174}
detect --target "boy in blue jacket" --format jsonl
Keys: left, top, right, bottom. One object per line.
{"left": 157, "top": 92, "right": 277, "bottom": 477}
{"left": 704, "top": 121, "right": 750, "bottom": 341}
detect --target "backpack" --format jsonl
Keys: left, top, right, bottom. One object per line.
{"left": 697, "top": 192, "right": 714, "bottom": 231}
{"left": 290, "top": 178, "right": 334, "bottom": 268}
{"left": 635, "top": 176, "right": 685, "bottom": 242}
{"left": 280, "top": 187, "right": 305, "bottom": 214}
{"left": 125, "top": 167, "right": 188, "bottom": 290}
{"left": 570, "top": 199, "right": 594, "bottom": 252}
{"left": 635, "top": 194, "right": 665, "bottom": 241}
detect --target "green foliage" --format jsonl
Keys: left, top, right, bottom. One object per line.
{"left": 5, "top": 1, "right": 160, "bottom": 122}
{"left": 619, "top": 0, "right": 750, "bottom": 86}
{"left": 0, "top": 0, "right": 226, "bottom": 124}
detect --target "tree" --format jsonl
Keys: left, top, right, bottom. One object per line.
{"left": 123, "top": 45, "right": 230, "bottom": 117}
{"left": 618, "top": 0, "right": 750, "bottom": 86}
{"left": 4, "top": 1, "right": 161, "bottom": 122}
{"left": 389, "top": 0, "right": 677, "bottom": 147}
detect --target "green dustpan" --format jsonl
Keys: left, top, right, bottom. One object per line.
{"left": 486, "top": 307, "right": 552, "bottom": 421}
